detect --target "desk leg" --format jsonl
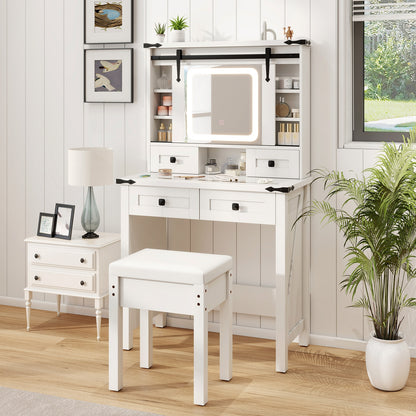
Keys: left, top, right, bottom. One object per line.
{"left": 25, "top": 291, "right": 32, "bottom": 331}
{"left": 109, "top": 275, "right": 123, "bottom": 391}
{"left": 95, "top": 298, "right": 103, "bottom": 341}
{"left": 56, "top": 295, "right": 61, "bottom": 317}
{"left": 219, "top": 271, "right": 233, "bottom": 382}
{"left": 275, "top": 195, "right": 289, "bottom": 373}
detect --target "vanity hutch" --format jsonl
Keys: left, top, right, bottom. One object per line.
{"left": 119, "top": 41, "right": 311, "bottom": 372}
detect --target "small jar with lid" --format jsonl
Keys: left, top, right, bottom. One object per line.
{"left": 204, "top": 159, "right": 220, "bottom": 175}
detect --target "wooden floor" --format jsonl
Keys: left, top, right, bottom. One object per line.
{"left": 0, "top": 306, "right": 415, "bottom": 415}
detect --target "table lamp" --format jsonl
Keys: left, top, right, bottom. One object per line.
{"left": 68, "top": 147, "right": 113, "bottom": 239}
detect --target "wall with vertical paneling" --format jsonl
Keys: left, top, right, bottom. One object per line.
{"left": 1, "top": 0, "right": 414, "bottom": 351}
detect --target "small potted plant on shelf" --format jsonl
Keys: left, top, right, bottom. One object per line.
{"left": 154, "top": 22, "right": 166, "bottom": 43}
{"left": 297, "top": 131, "right": 416, "bottom": 391}
{"left": 169, "top": 15, "right": 188, "bottom": 42}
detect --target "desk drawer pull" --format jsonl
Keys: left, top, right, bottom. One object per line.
{"left": 80, "top": 280, "right": 86, "bottom": 286}
{"left": 34, "top": 253, "right": 39, "bottom": 259}
{"left": 80, "top": 258, "right": 85, "bottom": 264}
{"left": 34, "top": 275, "right": 40, "bottom": 281}
{"left": 158, "top": 198, "right": 166, "bottom": 206}
{"left": 232, "top": 203, "right": 240, "bottom": 211}
{"left": 268, "top": 160, "right": 275, "bottom": 168}
{"left": 170, "top": 156, "right": 177, "bottom": 163}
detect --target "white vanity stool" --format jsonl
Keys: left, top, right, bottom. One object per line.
{"left": 108, "top": 248, "right": 233, "bottom": 406}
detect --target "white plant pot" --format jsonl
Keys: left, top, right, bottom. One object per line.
{"left": 366, "top": 335, "right": 410, "bottom": 391}
{"left": 170, "top": 30, "right": 185, "bottom": 42}
{"left": 156, "top": 34, "right": 165, "bottom": 43}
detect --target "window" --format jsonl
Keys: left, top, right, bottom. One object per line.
{"left": 353, "top": 0, "right": 416, "bottom": 141}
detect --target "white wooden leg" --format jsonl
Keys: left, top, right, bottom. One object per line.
{"left": 140, "top": 309, "right": 153, "bottom": 368}
{"left": 95, "top": 298, "right": 103, "bottom": 341}
{"left": 25, "top": 291, "right": 32, "bottom": 331}
{"left": 153, "top": 312, "right": 167, "bottom": 328}
{"left": 56, "top": 295, "right": 61, "bottom": 317}
{"left": 194, "top": 290, "right": 208, "bottom": 406}
{"left": 122, "top": 307, "right": 134, "bottom": 350}
{"left": 109, "top": 275, "right": 123, "bottom": 391}
{"left": 219, "top": 271, "right": 232, "bottom": 381}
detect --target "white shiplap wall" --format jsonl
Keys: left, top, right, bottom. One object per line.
{"left": 2, "top": 0, "right": 414, "bottom": 351}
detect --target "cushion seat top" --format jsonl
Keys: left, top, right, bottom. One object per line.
{"left": 110, "top": 248, "right": 233, "bottom": 285}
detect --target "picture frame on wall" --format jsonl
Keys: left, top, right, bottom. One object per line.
{"left": 54, "top": 203, "right": 75, "bottom": 240}
{"left": 84, "top": 0, "right": 133, "bottom": 44}
{"left": 37, "top": 213, "right": 57, "bottom": 238}
{"left": 84, "top": 48, "right": 133, "bottom": 103}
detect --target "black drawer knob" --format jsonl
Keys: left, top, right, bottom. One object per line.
{"left": 80, "top": 280, "right": 85, "bottom": 286}
{"left": 158, "top": 198, "right": 166, "bottom": 206}
{"left": 232, "top": 203, "right": 240, "bottom": 211}
{"left": 34, "top": 253, "right": 39, "bottom": 259}
{"left": 80, "top": 258, "right": 85, "bottom": 264}
{"left": 268, "top": 160, "right": 275, "bottom": 168}
{"left": 170, "top": 156, "right": 177, "bottom": 163}
{"left": 34, "top": 276, "right": 40, "bottom": 281}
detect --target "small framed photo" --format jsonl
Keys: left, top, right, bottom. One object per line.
{"left": 84, "top": 48, "right": 133, "bottom": 103}
{"left": 84, "top": 0, "right": 133, "bottom": 44}
{"left": 37, "top": 213, "right": 57, "bottom": 238}
{"left": 54, "top": 204, "right": 75, "bottom": 240}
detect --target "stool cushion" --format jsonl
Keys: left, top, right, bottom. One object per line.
{"left": 110, "top": 248, "right": 232, "bottom": 285}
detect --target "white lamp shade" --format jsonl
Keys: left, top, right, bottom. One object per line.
{"left": 68, "top": 147, "right": 114, "bottom": 186}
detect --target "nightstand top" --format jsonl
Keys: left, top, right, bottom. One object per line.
{"left": 25, "top": 231, "right": 120, "bottom": 248}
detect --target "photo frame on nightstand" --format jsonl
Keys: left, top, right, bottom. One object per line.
{"left": 54, "top": 203, "right": 75, "bottom": 240}
{"left": 37, "top": 213, "right": 57, "bottom": 238}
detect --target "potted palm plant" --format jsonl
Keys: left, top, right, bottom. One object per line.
{"left": 169, "top": 16, "right": 188, "bottom": 42}
{"left": 299, "top": 134, "right": 416, "bottom": 391}
{"left": 154, "top": 22, "right": 166, "bottom": 43}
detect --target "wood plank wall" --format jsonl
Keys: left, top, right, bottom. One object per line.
{"left": 1, "top": 0, "right": 414, "bottom": 350}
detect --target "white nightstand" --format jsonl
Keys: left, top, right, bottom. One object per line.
{"left": 24, "top": 232, "right": 121, "bottom": 340}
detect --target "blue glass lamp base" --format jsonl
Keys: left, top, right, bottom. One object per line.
{"left": 81, "top": 186, "right": 101, "bottom": 239}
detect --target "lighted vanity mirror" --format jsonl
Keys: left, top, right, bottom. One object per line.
{"left": 186, "top": 66, "right": 260, "bottom": 143}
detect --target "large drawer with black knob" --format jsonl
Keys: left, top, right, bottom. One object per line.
{"left": 27, "top": 267, "right": 96, "bottom": 293}
{"left": 150, "top": 145, "right": 207, "bottom": 174}
{"left": 129, "top": 186, "right": 199, "bottom": 219}
{"left": 246, "top": 149, "right": 300, "bottom": 179}
{"left": 27, "top": 244, "right": 95, "bottom": 270}
{"left": 200, "top": 190, "right": 275, "bottom": 225}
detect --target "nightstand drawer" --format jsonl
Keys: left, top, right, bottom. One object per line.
{"left": 200, "top": 190, "right": 275, "bottom": 225}
{"left": 129, "top": 186, "right": 199, "bottom": 219}
{"left": 28, "top": 267, "right": 96, "bottom": 293}
{"left": 28, "top": 244, "right": 96, "bottom": 270}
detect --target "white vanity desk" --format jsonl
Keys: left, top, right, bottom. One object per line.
{"left": 119, "top": 173, "right": 311, "bottom": 373}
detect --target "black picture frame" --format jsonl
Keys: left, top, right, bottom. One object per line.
{"left": 84, "top": 48, "right": 133, "bottom": 103}
{"left": 37, "top": 213, "right": 57, "bottom": 238}
{"left": 54, "top": 204, "right": 75, "bottom": 240}
{"left": 84, "top": 0, "right": 133, "bottom": 44}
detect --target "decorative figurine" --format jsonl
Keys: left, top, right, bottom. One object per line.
{"left": 284, "top": 26, "right": 294, "bottom": 41}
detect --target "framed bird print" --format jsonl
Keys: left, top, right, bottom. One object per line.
{"left": 84, "top": 48, "right": 133, "bottom": 103}
{"left": 84, "top": 0, "right": 133, "bottom": 44}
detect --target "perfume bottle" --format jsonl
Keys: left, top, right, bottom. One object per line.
{"left": 276, "top": 97, "right": 291, "bottom": 118}
{"left": 158, "top": 122, "right": 167, "bottom": 142}
{"left": 157, "top": 68, "right": 171, "bottom": 89}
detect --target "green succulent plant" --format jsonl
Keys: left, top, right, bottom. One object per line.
{"left": 154, "top": 22, "right": 166, "bottom": 35}
{"left": 169, "top": 16, "right": 189, "bottom": 31}
{"left": 296, "top": 130, "right": 416, "bottom": 341}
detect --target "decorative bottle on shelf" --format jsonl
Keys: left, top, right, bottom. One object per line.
{"left": 167, "top": 123, "right": 172, "bottom": 142}
{"left": 157, "top": 68, "right": 171, "bottom": 89}
{"left": 158, "top": 122, "right": 167, "bottom": 142}
{"left": 276, "top": 97, "right": 291, "bottom": 118}
{"left": 239, "top": 151, "right": 246, "bottom": 175}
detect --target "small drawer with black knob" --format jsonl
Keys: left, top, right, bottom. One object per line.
{"left": 28, "top": 244, "right": 96, "bottom": 270}
{"left": 28, "top": 267, "right": 96, "bottom": 293}
{"left": 200, "top": 190, "right": 275, "bottom": 225}
{"left": 129, "top": 186, "right": 199, "bottom": 219}
{"left": 246, "top": 149, "right": 300, "bottom": 179}
{"left": 150, "top": 145, "right": 206, "bottom": 174}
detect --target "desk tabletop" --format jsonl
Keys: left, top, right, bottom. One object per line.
{"left": 118, "top": 174, "right": 312, "bottom": 194}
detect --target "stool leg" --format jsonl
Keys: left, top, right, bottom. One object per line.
{"left": 194, "top": 296, "right": 208, "bottom": 406}
{"left": 109, "top": 275, "right": 123, "bottom": 391}
{"left": 220, "top": 271, "right": 233, "bottom": 381}
{"left": 122, "top": 307, "right": 134, "bottom": 350}
{"left": 140, "top": 309, "right": 153, "bottom": 368}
